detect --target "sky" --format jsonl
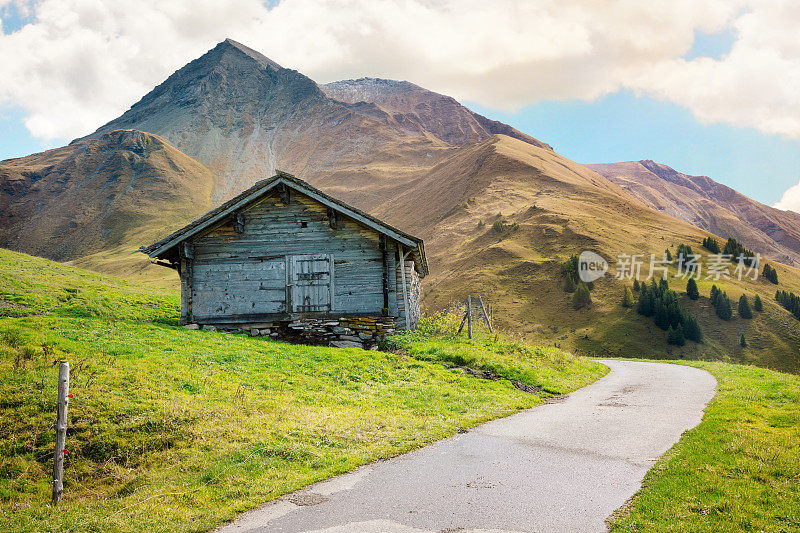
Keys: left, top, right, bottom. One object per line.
{"left": 1, "top": 0, "right": 800, "bottom": 210}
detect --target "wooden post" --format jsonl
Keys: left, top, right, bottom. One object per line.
{"left": 52, "top": 360, "right": 69, "bottom": 505}
{"left": 467, "top": 295, "right": 473, "bottom": 339}
{"left": 398, "top": 246, "right": 411, "bottom": 331}
{"left": 478, "top": 296, "right": 493, "bottom": 333}
{"left": 457, "top": 309, "right": 468, "bottom": 335}
{"left": 379, "top": 235, "right": 389, "bottom": 316}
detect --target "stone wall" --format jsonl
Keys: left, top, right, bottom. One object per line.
{"left": 184, "top": 316, "right": 397, "bottom": 349}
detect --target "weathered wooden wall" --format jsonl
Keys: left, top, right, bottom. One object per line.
{"left": 182, "top": 189, "right": 403, "bottom": 323}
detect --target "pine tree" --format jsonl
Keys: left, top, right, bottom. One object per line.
{"left": 633, "top": 278, "right": 640, "bottom": 292}
{"left": 710, "top": 285, "right": 720, "bottom": 305}
{"left": 665, "top": 249, "right": 673, "bottom": 262}
{"left": 654, "top": 302, "right": 670, "bottom": 330}
{"left": 740, "top": 333, "right": 747, "bottom": 347}
{"left": 658, "top": 277, "right": 669, "bottom": 295}
{"left": 738, "top": 294, "right": 753, "bottom": 319}
{"left": 702, "top": 237, "right": 720, "bottom": 254}
{"left": 762, "top": 263, "right": 778, "bottom": 284}
{"left": 686, "top": 278, "right": 699, "bottom": 300}
{"left": 563, "top": 275, "right": 577, "bottom": 293}
{"left": 572, "top": 282, "right": 591, "bottom": 310}
{"left": 716, "top": 292, "right": 733, "bottom": 320}
{"left": 667, "top": 325, "right": 686, "bottom": 346}
{"left": 684, "top": 315, "right": 703, "bottom": 343}
{"left": 637, "top": 285, "right": 652, "bottom": 316}
{"left": 753, "top": 294, "right": 763, "bottom": 312}
{"left": 622, "top": 286, "right": 635, "bottom": 308}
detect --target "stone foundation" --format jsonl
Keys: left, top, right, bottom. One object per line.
{"left": 184, "top": 316, "right": 397, "bottom": 350}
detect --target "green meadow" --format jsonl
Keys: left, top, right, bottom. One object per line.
{"left": 0, "top": 249, "right": 604, "bottom": 532}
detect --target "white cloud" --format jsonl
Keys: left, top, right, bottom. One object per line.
{"left": 0, "top": 0, "right": 797, "bottom": 149}
{"left": 774, "top": 181, "right": 800, "bottom": 212}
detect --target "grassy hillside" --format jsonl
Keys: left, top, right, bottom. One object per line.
{"left": 375, "top": 136, "right": 800, "bottom": 373}
{"left": 0, "top": 249, "right": 605, "bottom": 532}
{"left": 609, "top": 361, "right": 800, "bottom": 531}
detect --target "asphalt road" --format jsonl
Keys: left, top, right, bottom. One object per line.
{"left": 216, "top": 360, "right": 717, "bottom": 533}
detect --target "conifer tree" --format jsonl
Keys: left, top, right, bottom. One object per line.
{"left": 654, "top": 302, "right": 670, "bottom": 330}
{"left": 710, "top": 285, "right": 720, "bottom": 305}
{"left": 572, "top": 282, "right": 591, "bottom": 310}
{"left": 740, "top": 333, "right": 747, "bottom": 347}
{"left": 667, "top": 324, "right": 686, "bottom": 346}
{"left": 753, "top": 294, "right": 763, "bottom": 312}
{"left": 563, "top": 275, "right": 577, "bottom": 293}
{"left": 633, "top": 278, "right": 640, "bottom": 292}
{"left": 738, "top": 294, "right": 753, "bottom": 319}
{"left": 686, "top": 278, "right": 699, "bottom": 300}
{"left": 683, "top": 315, "right": 703, "bottom": 343}
{"left": 716, "top": 292, "right": 733, "bottom": 320}
{"left": 622, "top": 286, "right": 635, "bottom": 308}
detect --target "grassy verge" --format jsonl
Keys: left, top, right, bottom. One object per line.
{"left": 0, "top": 249, "right": 606, "bottom": 532}
{"left": 609, "top": 361, "right": 800, "bottom": 532}
{"left": 384, "top": 310, "right": 607, "bottom": 395}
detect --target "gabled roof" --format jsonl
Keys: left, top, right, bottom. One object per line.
{"left": 141, "top": 171, "right": 428, "bottom": 276}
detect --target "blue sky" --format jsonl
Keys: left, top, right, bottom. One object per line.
{"left": 1, "top": 5, "right": 798, "bottom": 207}
{"left": 466, "top": 93, "right": 800, "bottom": 205}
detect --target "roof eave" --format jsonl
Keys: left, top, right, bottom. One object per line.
{"left": 141, "top": 172, "right": 426, "bottom": 264}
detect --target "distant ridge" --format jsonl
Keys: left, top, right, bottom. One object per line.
{"left": 322, "top": 77, "right": 552, "bottom": 150}
{"left": 589, "top": 160, "right": 800, "bottom": 266}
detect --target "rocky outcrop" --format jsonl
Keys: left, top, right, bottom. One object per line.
{"left": 322, "top": 77, "right": 552, "bottom": 150}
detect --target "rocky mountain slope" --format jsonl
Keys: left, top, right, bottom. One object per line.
{"left": 589, "top": 160, "right": 800, "bottom": 266}
{"left": 87, "top": 39, "right": 551, "bottom": 206}
{"left": 0, "top": 129, "right": 213, "bottom": 266}
{"left": 321, "top": 78, "right": 551, "bottom": 149}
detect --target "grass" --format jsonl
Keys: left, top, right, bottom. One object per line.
{"left": 384, "top": 309, "right": 607, "bottom": 395}
{"left": 0, "top": 248, "right": 606, "bottom": 532}
{"left": 609, "top": 361, "right": 800, "bottom": 532}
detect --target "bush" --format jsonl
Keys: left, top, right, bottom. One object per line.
{"left": 622, "top": 287, "right": 635, "bottom": 308}
{"left": 686, "top": 278, "right": 699, "bottom": 300}
{"left": 572, "top": 282, "right": 591, "bottom": 310}
{"left": 753, "top": 294, "right": 763, "bottom": 312}
{"left": 738, "top": 294, "right": 753, "bottom": 319}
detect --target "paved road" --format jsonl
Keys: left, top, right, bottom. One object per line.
{"left": 216, "top": 360, "right": 716, "bottom": 533}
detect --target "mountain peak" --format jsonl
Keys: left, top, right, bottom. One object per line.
{"left": 219, "top": 38, "right": 283, "bottom": 70}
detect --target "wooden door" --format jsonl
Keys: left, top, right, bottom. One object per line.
{"left": 289, "top": 254, "right": 334, "bottom": 313}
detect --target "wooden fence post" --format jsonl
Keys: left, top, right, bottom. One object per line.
{"left": 478, "top": 296, "right": 493, "bottom": 333}
{"left": 467, "top": 295, "right": 473, "bottom": 339}
{"left": 52, "top": 360, "right": 69, "bottom": 505}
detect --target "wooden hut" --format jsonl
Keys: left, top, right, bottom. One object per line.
{"left": 140, "top": 171, "right": 427, "bottom": 348}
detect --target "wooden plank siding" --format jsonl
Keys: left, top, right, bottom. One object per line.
{"left": 184, "top": 190, "right": 401, "bottom": 323}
